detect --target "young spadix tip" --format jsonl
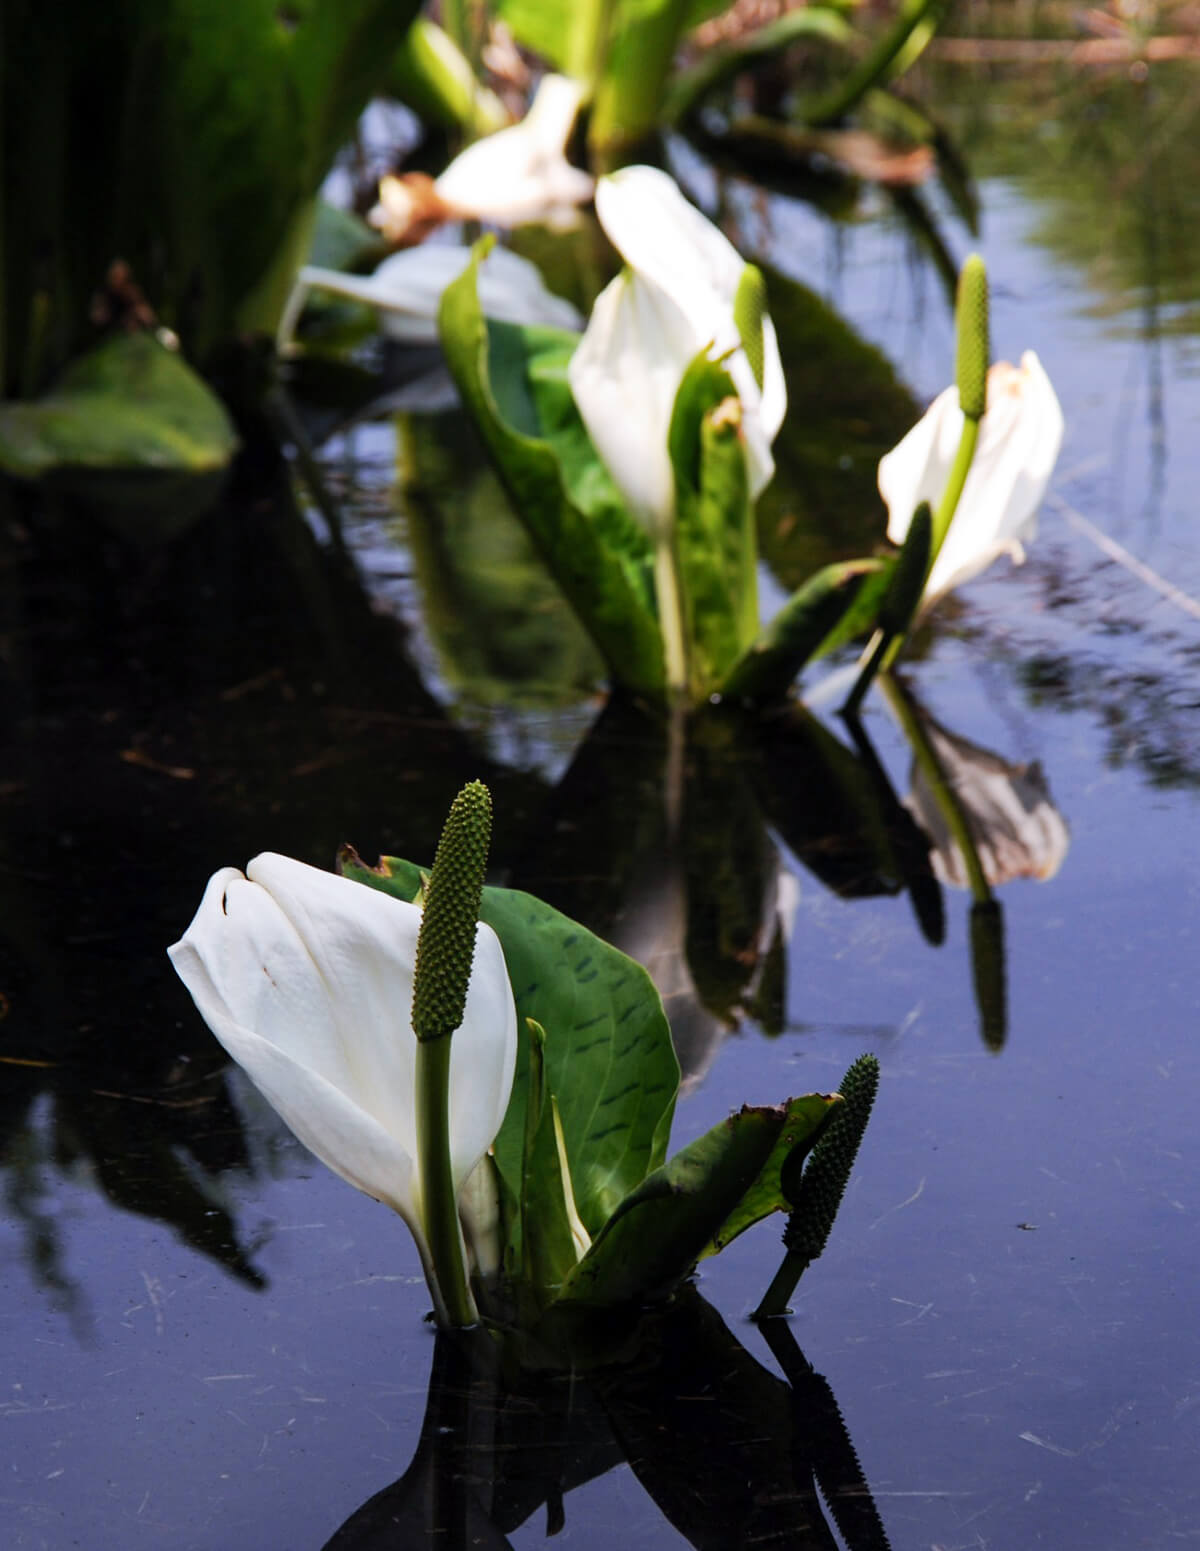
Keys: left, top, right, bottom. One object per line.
{"left": 412, "top": 781, "right": 493, "bottom": 1041}
{"left": 955, "top": 254, "right": 990, "bottom": 421}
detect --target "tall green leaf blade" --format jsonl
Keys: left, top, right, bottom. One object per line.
{"left": 719, "top": 559, "right": 887, "bottom": 705}
{"left": 338, "top": 853, "right": 680, "bottom": 1242}
{"left": 667, "top": 353, "right": 757, "bottom": 702}
{"left": 439, "top": 249, "right": 666, "bottom": 699}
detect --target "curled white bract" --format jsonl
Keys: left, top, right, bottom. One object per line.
{"left": 168, "top": 855, "right": 517, "bottom": 1282}
{"left": 880, "top": 351, "right": 1064, "bottom": 607}
{"left": 433, "top": 73, "right": 594, "bottom": 228}
{"left": 283, "top": 245, "right": 581, "bottom": 349}
{"left": 568, "top": 165, "right": 786, "bottom": 539}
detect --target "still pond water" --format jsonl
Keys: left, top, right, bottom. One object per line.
{"left": 4, "top": 64, "right": 1200, "bottom": 1551}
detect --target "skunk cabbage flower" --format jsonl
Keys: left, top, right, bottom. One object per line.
{"left": 568, "top": 164, "right": 786, "bottom": 539}
{"left": 905, "top": 719, "right": 1070, "bottom": 889}
{"left": 880, "top": 351, "right": 1064, "bottom": 607}
{"left": 370, "top": 74, "right": 594, "bottom": 239}
{"left": 282, "top": 245, "right": 581, "bottom": 349}
{"left": 168, "top": 855, "right": 517, "bottom": 1290}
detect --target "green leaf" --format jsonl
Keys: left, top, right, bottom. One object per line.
{"left": 719, "top": 558, "right": 887, "bottom": 705}
{"left": 5, "top": 0, "right": 425, "bottom": 389}
{"left": 0, "top": 333, "right": 238, "bottom": 484}
{"left": 665, "top": 8, "right": 854, "bottom": 127}
{"left": 558, "top": 1096, "right": 835, "bottom": 1307}
{"left": 307, "top": 201, "right": 388, "bottom": 273}
{"left": 702, "top": 1095, "right": 839, "bottom": 1257}
{"left": 518, "top": 1021, "right": 589, "bottom": 1301}
{"left": 438, "top": 247, "right": 667, "bottom": 700}
{"left": 667, "top": 353, "right": 758, "bottom": 702}
{"left": 388, "top": 17, "right": 508, "bottom": 134}
{"left": 338, "top": 853, "right": 680, "bottom": 1244}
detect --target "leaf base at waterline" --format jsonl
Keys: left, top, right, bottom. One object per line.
{"left": 339, "top": 851, "right": 843, "bottom": 1316}
{"left": 0, "top": 333, "right": 239, "bottom": 540}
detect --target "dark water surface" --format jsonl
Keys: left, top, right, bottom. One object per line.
{"left": 5, "top": 74, "right": 1200, "bottom": 1550}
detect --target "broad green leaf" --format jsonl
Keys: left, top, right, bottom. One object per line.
{"left": 338, "top": 853, "right": 680, "bottom": 1241}
{"left": 701, "top": 1094, "right": 837, "bottom": 1256}
{"left": 439, "top": 248, "right": 667, "bottom": 700}
{"left": 719, "top": 559, "right": 886, "bottom": 705}
{"left": 667, "top": 353, "right": 757, "bottom": 702}
{"left": 4, "top": 0, "right": 422, "bottom": 389}
{"left": 0, "top": 334, "right": 238, "bottom": 483}
{"left": 558, "top": 1097, "right": 833, "bottom": 1307}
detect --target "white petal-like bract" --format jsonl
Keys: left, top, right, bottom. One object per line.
{"left": 168, "top": 856, "right": 517, "bottom": 1270}
{"left": 568, "top": 165, "right": 786, "bottom": 536}
{"left": 880, "top": 351, "right": 1064, "bottom": 606}
{"left": 291, "top": 246, "right": 581, "bottom": 346}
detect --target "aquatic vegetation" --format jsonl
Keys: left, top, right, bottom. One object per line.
{"left": 168, "top": 829, "right": 518, "bottom": 1327}
{"left": 880, "top": 351, "right": 1065, "bottom": 608}
{"left": 171, "top": 782, "right": 873, "bottom": 1331}
{"left": 369, "top": 73, "right": 595, "bottom": 238}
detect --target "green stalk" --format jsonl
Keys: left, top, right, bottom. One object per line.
{"left": 930, "top": 413, "right": 980, "bottom": 562}
{"left": 569, "top": 0, "right": 618, "bottom": 94}
{"left": 881, "top": 675, "right": 991, "bottom": 903}
{"left": 411, "top": 781, "right": 493, "bottom": 1329}
{"left": 877, "top": 408, "right": 981, "bottom": 676}
{"left": 416, "top": 1034, "right": 477, "bottom": 1327}
{"left": 654, "top": 536, "right": 689, "bottom": 700}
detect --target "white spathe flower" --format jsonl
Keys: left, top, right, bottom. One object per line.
{"left": 905, "top": 720, "right": 1070, "bottom": 889}
{"left": 567, "top": 165, "right": 787, "bottom": 539}
{"left": 280, "top": 245, "right": 581, "bottom": 351}
{"left": 167, "top": 854, "right": 517, "bottom": 1292}
{"left": 880, "top": 351, "right": 1064, "bottom": 608}
{"left": 431, "top": 73, "right": 594, "bottom": 229}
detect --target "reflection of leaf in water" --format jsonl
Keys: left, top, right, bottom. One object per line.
{"left": 397, "top": 411, "right": 605, "bottom": 708}
{"left": 323, "top": 1287, "right": 890, "bottom": 1551}
{"left": 927, "top": 55, "right": 1200, "bottom": 329}
{"left": 0, "top": 334, "right": 238, "bottom": 540}
{"left": 755, "top": 265, "right": 920, "bottom": 590}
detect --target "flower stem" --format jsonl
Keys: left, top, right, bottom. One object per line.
{"left": 411, "top": 781, "right": 492, "bottom": 1329}
{"left": 654, "top": 536, "right": 689, "bottom": 700}
{"left": 417, "top": 1033, "right": 479, "bottom": 1327}
{"left": 930, "top": 413, "right": 980, "bottom": 565}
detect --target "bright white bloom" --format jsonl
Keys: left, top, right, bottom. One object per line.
{"left": 168, "top": 855, "right": 517, "bottom": 1292}
{"left": 880, "top": 351, "right": 1064, "bottom": 607}
{"left": 905, "top": 719, "right": 1070, "bottom": 889}
{"left": 568, "top": 165, "right": 786, "bottom": 539}
{"left": 279, "top": 245, "right": 581, "bottom": 351}
{"left": 421, "top": 73, "right": 593, "bottom": 231}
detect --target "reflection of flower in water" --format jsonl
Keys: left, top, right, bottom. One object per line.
{"left": 905, "top": 717, "right": 1070, "bottom": 889}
